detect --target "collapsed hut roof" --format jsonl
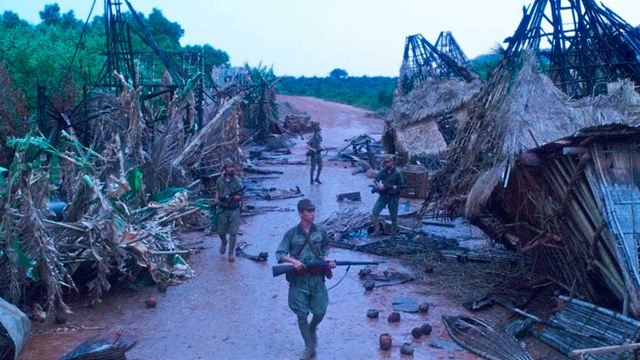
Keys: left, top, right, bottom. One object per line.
{"left": 399, "top": 33, "right": 477, "bottom": 95}
{"left": 388, "top": 78, "right": 482, "bottom": 129}
{"left": 435, "top": 31, "right": 473, "bottom": 70}
{"left": 470, "top": 125, "right": 640, "bottom": 316}
{"left": 427, "top": 52, "right": 640, "bottom": 216}
{"left": 505, "top": 0, "right": 640, "bottom": 98}
{"left": 386, "top": 32, "right": 482, "bottom": 158}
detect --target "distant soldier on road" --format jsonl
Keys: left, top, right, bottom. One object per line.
{"left": 276, "top": 199, "right": 336, "bottom": 360}
{"left": 306, "top": 125, "right": 323, "bottom": 185}
{"left": 215, "top": 158, "right": 244, "bottom": 262}
{"left": 371, "top": 154, "right": 404, "bottom": 236}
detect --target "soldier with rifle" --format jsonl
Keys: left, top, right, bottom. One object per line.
{"left": 371, "top": 154, "right": 404, "bottom": 236}
{"left": 275, "top": 198, "right": 383, "bottom": 359}
{"left": 275, "top": 198, "right": 331, "bottom": 359}
{"left": 215, "top": 158, "right": 244, "bottom": 262}
{"left": 306, "top": 125, "right": 324, "bottom": 185}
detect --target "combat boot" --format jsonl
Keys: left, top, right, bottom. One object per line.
{"left": 227, "top": 237, "right": 236, "bottom": 262}
{"left": 370, "top": 219, "right": 381, "bottom": 237}
{"left": 300, "top": 347, "right": 316, "bottom": 360}
{"left": 219, "top": 235, "right": 227, "bottom": 254}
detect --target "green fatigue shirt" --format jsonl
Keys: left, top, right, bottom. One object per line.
{"left": 276, "top": 223, "right": 328, "bottom": 263}
{"left": 216, "top": 174, "right": 244, "bottom": 209}
{"left": 307, "top": 134, "right": 323, "bottom": 159}
{"left": 375, "top": 167, "right": 404, "bottom": 198}
{"left": 276, "top": 223, "right": 330, "bottom": 316}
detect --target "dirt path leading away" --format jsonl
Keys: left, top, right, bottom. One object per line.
{"left": 20, "top": 96, "right": 552, "bottom": 360}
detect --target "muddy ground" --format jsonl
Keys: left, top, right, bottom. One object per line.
{"left": 20, "top": 96, "right": 565, "bottom": 359}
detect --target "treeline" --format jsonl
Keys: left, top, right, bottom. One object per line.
{"left": 0, "top": 4, "right": 229, "bottom": 112}
{"left": 274, "top": 53, "right": 504, "bottom": 112}
{"left": 276, "top": 75, "right": 397, "bottom": 112}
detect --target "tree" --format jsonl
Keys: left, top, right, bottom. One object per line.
{"left": 329, "top": 68, "right": 348, "bottom": 79}
{"left": 39, "top": 3, "right": 61, "bottom": 26}
{"left": 1, "top": 11, "right": 25, "bottom": 28}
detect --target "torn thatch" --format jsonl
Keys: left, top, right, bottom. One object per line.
{"left": 428, "top": 52, "right": 640, "bottom": 217}
{"left": 386, "top": 77, "right": 482, "bottom": 159}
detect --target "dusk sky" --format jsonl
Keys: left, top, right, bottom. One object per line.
{"left": 2, "top": 0, "right": 639, "bottom": 77}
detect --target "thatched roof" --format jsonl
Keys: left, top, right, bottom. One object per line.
{"left": 395, "top": 120, "right": 447, "bottom": 156}
{"left": 427, "top": 52, "right": 640, "bottom": 217}
{"left": 387, "top": 78, "right": 482, "bottom": 128}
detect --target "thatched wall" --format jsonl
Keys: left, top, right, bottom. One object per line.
{"left": 385, "top": 78, "right": 482, "bottom": 160}
{"left": 476, "top": 129, "right": 640, "bottom": 316}
{"left": 394, "top": 120, "right": 447, "bottom": 156}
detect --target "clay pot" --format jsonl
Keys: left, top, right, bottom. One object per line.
{"left": 145, "top": 297, "right": 157, "bottom": 308}
{"left": 387, "top": 311, "right": 401, "bottom": 323}
{"left": 54, "top": 312, "right": 67, "bottom": 324}
{"left": 366, "top": 309, "right": 379, "bottom": 319}
{"left": 421, "top": 323, "right": 432, "bottom": 336}
{"left": 379, "top": 333, "right": 392, "bottom": 351}
{"left": 363, "top": 280, "right": 375, "bottom": 291}
{"left": 411, "top": 327, "right": 422, "bottom": 339}
{"left": 400, "top": 343, "right": 414, "bottom": 355}
{"left": 418, "top": 302, "right": 430, "bottom": 314}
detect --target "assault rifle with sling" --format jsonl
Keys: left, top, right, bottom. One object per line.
{"left": 368, "top": 184, "right": 417, "bottom": 195}
{"left": 213, "top": 186, "right": 245, "bottom": 215}
{"left": 272, "top": 260, "right": 386, "bottom": 279}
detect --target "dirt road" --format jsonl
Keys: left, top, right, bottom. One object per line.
{"left": 20, "top": 96, "right": 545, "bottom": 359}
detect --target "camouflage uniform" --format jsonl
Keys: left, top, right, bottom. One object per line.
{"left": 372, "top": 167, "right": 404, "bottom": 235}
{"left": 276, "top": 223, "right": 329, "bottom": 316}
{"left": 216, "top": 174, "right": 243, "bottom": 260}
{"left": 307, "top": 133, "right": 323, "bottom": 184}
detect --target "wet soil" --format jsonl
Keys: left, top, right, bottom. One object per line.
{"left": 20, "top": 96, "right": 562, "bottom": 360}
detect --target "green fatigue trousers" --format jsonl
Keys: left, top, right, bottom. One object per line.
{"left": 288, "top": 274, "right": 328, "bottom": 317}
{"left": 371, "top": 195, "right": 400, "bottom": 234}
{"left": 310, "top": 155, "right": 322, "bottom": 181}
{"left": 217, "top": 207, "right": 240, "bottom": 238}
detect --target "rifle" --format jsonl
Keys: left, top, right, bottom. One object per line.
{"left": 272, "top": 260, "right": 385, "bottom": 278}
{"left": 369, "top": 184, "right": 418, "bottom": 194}
{"left": 306, "top": 147, "right": 337, "bottom": 157}
{"left": 213, "top": 186, "right": 246, "bottom": 215}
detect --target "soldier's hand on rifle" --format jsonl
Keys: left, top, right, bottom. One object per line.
{"left": 326, "top": 260, "right": 336, "bottom": 269}
{"left": 291, "top": 259, "right": 305, "bottom": 271}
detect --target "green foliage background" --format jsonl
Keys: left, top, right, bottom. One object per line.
{"left": 276, "top": 76, "right": 397, "bottom": 112}
{"left": 0, "top": 5, "right": 229, "bottom": 111}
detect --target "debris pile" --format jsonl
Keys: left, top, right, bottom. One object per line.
{"left": 0, "top": 69, "right": 257, "bottom": 312}
{"left": 535, "top": 296, "right": 640, "bottom": 359}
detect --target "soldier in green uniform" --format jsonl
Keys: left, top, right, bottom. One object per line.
{"left": 371, "top": 154, "right": 404, "bottom": 236}
{"left": 276, "top": 199, "right": 336, "bottom": 360}
{"left": 306, "top": 126, "right": 323, "bottom": 185}
{"left": 215, "top": 158, "right": 244, "bottom": 262}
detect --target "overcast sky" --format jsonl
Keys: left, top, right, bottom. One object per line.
{"left": 2, "top": 0, "right": 639, "bottom": 77}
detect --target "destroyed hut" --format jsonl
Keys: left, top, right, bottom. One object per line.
{"left": 385, "top": 32, "right": 481, "bottom": 163}
{"left": 427, "top": 0, "right": 640, "bottom": 317}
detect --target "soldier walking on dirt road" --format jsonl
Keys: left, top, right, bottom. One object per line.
{"left": 306, "top": 125, "right": 324, "bottom": 185}
{"left": 276, "top": 199, "right": 336, "bottom": 360}
{"left": 371, "top": 154, "right": 404, "bottom": 236}
{"left": 215, "top": 158, "right": 244, "bottom": 262}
